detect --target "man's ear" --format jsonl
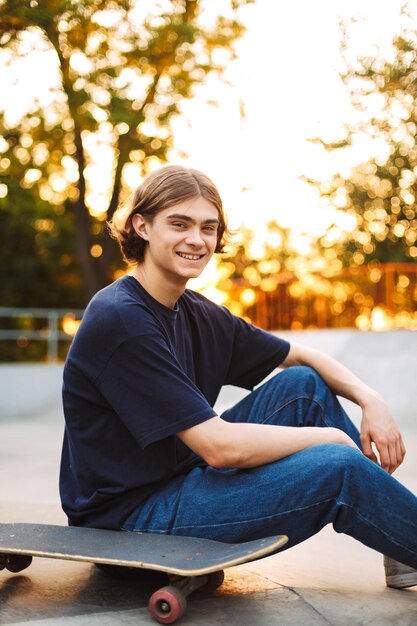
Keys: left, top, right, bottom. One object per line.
{"left": 132, "top": 214, "right": 149, "bottom": 241}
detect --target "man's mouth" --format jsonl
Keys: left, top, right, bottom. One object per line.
{"left": 176, "top": 252, "right": 205, "bottom": 261}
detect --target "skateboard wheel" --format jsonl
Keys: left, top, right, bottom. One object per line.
{"left": 6, "top": 555, "right": 33, "bottom": 573}
{"left": 148, "top": 585, "right": 187, "bottom": 624}
{"left": 199, "top": 569, "right": 225, "bottom": 592}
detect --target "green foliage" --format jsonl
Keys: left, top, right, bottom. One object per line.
{"left": 310, "top": 4, "right": 417, "bottom": 267}
{"left": 0, "top": 182, "right": 84, "bottom": 307}
{"left": 0, "top": 0, "right": 252, "bottom": 304}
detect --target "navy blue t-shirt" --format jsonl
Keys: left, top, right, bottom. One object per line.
{"left": 60, "top": 275, "right": 290, "bottom": 529}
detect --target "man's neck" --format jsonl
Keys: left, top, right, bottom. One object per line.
{"left": 130, "top": 265, "right": 186, "bottom": 309}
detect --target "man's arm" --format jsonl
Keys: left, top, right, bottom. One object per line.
{"left": 281, "top": 343, "right": 406, "bottom": 473}
{"left": 177, "top": 416, "right": 358, "bottom": 470}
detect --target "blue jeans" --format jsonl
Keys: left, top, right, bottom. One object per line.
{"left": 122, "top": 367, "right": 417, "bottom": 569}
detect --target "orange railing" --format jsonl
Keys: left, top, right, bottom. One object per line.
{"left": 228, "top": 263, "right": 417, "bottom": 331}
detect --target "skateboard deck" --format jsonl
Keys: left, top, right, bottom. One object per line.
{"left": 0, "top": 523, "right": 287, "bottom": 575}
{"left": 0, "top": 523, "right": 288, "bottom": 624}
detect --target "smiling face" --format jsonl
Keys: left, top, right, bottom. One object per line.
{"left": 132, "top": 196, "right": 220, "bottom": 287}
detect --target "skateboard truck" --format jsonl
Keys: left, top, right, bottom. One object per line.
{"left": 149, "top": 571, "right": 225, "bottom": 624}
{"left": 0, "top": 552, "right": 224, "bottom": 625}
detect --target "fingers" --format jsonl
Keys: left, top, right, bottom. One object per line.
{"left": 360, "top": 408, "right": 407, "bottom": 473}
{"left": 399, "top": 433, "right": 407, "bottom": 461}
{"left": 388, "top": 431, "right": 406, "bottom": 473}
{"left": 378, "top": 443, "right": 392, "bottom": 474}
{"left": 373, "top": 431, "right": 406, "bottom": 474}
{"left": 359, "top": 432, "right": 378, "bottom": 463}
{"left": 394, "top": 436, "right": 405, "bottom": 471}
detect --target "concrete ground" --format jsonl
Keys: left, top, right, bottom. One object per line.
{"left": 1, "top": 330, "right": 416, "bottom": 625}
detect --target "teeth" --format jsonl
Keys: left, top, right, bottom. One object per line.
{"left": 177, "top": 253, "right": 202, "bottom": 260}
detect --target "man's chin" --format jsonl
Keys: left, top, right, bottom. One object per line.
{"left": 184, "top": 269, "right": 205, "bottom": 279}
{"left": 170, "top": 267, "right": 204, "bottom": 283}
{"left": 173, "top": 258, "right": 209, "bottom": 281}
{"left": 180, "top": 265, "right": 207, "bottom": 281}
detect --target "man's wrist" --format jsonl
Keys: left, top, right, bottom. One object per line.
{"left": 356, "top": 386, "right": 382, "bottom": 411}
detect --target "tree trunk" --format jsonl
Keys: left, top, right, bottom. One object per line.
{"left": 45, "top": 24, "right": 106, "bottom": 302}
{"left": 72, "top": 198, "right": 103, "bottom": 303}
{"left": 99, "top": 138, "right": 128, "bottom": 282}
{"left": 72, "top": 128, "right": 104, "bottom": 302}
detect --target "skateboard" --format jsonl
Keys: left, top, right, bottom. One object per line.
{"left": 0, "top": 523, "right": 287, "bottom": 624}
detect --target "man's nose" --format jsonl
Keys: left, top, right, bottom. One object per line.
{"left": 185, "top": 228, "right": 205, "bottom": 246}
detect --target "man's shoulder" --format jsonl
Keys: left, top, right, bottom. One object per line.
{"left": 65, "top": 278, "right": 160, "bottom": 380}
{"left": 182, "top": 289, "right": 229, "bottom": 315}
{"left": 88, "top": 275, "right": 140, "bottom": 307}
{"left": 74, "top": 277, "right": 158, "bottom": 350}
{"left": 86, "top": 276, "right": 153, "bottom": 325}
{"left": 181, "top": 289, "right": 236, "bottom": 335}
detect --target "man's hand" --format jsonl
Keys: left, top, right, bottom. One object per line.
{"left": 360, "top": 393, "right": 406, "bottom": 474}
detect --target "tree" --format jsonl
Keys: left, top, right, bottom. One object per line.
{"left": 0, "top": 0, "right": 252, "bottom": 303}
{"left": 306, "top": 5, "right": 417, "bottom": 267}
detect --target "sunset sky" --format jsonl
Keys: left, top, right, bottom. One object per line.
{"left": 171, "top": 0, "right": 407, "bottom": 288}
{"left": 0, "top": 0, "right": 407, "bottom": 255}
{"left": 172, "top": 0, "right": 406, "bottom": 234}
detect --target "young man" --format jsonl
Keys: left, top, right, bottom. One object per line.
{"left": 60, "top": 165, "right": 417, "bottom": 589}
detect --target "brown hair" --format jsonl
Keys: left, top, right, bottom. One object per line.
{"left": 108, "top": 165, "right": 230, "bottom": 264}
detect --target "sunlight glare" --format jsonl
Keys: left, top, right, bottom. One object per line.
{"left": 69, "top": 52, "right": 93, "bottom": 75}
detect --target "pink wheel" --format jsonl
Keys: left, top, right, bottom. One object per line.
{"left": 148, "top": 585, "right": 187, "bottom": 624}
{"left": 199, "top": 570, "right": 225, "bottom": 592}
{"left": 6, "top": 555, "right": 33, "bottom": 573}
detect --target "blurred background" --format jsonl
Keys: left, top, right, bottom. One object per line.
{"left": 0, "top": 0, "right": 416, "bottom": 363}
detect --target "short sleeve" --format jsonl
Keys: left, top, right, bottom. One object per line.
{"left": 224, "top": 313, "right": 290, "bottom": 389}
{"left": 96, "top": 334, "right": 216, "bottom": 448}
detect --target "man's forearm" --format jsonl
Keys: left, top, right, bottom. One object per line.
{"left": 178, "top": 417, "right": 358, "bottom": 469}
{"left": 217, "top": 422, "right": 358, "bottom": 469}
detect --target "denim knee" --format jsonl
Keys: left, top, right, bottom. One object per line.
{"left": 275, "top": 365, "right": 326, "bottom": 392}
{"left": 270, "top": 366, "right": 330, "bottom": 409}
{"left": 312, "top": 444, "right": 370, "bottom": 499}
{"left": 314, "top": 442, "right": 363, "bottom": 465}
{"left": 294, "top": 365, "right": 328, "bottom": 393}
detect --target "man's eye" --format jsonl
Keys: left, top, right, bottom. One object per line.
{"left": 173, "top": 223, "right": 186, "bottom": 228}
